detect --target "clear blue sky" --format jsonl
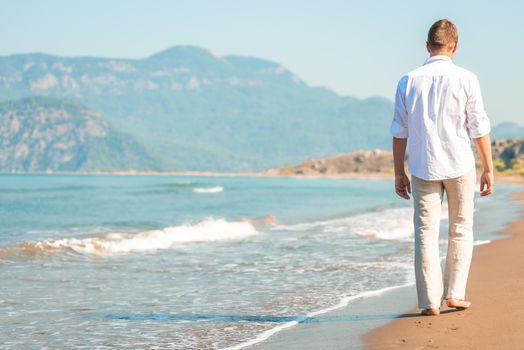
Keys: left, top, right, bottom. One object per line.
{"left": 2, "top": 0, "right": 523, "bottom": 124}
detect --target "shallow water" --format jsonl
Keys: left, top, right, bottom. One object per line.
{"left": 0, "top": 174, "right": 520, "bottom": 349}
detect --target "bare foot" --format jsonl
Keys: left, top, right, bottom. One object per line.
{"left": 446, "top": 298, "right": 471, "bottom": 309}
{"left": 421, "top": 308, "right": 440, "bottom": 316}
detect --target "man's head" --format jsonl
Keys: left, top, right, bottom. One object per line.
{"left": 426, "top": 19, "right": 458, "bottom": 58}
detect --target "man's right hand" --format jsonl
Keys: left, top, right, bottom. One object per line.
{"left": 395, "top": 173, "right": 411, "bottom": 200}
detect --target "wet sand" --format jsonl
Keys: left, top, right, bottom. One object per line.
{"left": 364, "top": 191, "right": 524, "bottom": 349}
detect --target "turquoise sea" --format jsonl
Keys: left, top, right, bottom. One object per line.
{"left": 0, "top": 174, "right": 521, "bottom": 349}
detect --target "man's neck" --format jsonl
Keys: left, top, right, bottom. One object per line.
{"left": 429, "top": 51, "right": 454, "bottom": 59}
{"left": 430, "top": 53, "right": 453, "bottom": 58}
{"left": 424, "top": 54, "right": 453, "bottom": 65}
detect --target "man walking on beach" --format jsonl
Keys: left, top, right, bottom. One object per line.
{"left": 391, "top": 19, "right": 494, "bottom": 316}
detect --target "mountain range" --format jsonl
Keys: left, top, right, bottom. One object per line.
{"left": 0, "top": 46, "right": 521, "bottom": 172}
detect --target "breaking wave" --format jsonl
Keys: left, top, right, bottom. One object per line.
{"left": 193, "top": 186, "right": 224, "bottom": 193}
{"left": 1, "top": 218, "right": 262, "bottom": 257}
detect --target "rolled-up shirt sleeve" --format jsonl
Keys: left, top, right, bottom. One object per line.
{"left": 465, "top": 75, "right": 491, "bottom": 138}
{"left": 390, "top": 75, "right": 409, "bottom": 139}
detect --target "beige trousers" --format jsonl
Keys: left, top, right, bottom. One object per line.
{"left": 411, "top": 166, "right": 476, "bottom": 309}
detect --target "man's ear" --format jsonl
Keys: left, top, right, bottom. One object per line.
{"left": 452, "top": 42, "right": 458, "bottom": 54}
{"left": 426, "top": 41, "right": 431, "bottom": 54}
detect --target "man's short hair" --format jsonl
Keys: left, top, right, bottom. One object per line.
{"left": 427, "top": 19, "right": 458, "bottom": 51}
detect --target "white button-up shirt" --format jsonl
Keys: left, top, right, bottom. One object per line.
{"left": 390, "top": 55, "right": 491, "bottom": 180}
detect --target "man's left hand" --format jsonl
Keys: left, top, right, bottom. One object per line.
{"left": 480, "top": 170, "right": 494, "bottom": 196}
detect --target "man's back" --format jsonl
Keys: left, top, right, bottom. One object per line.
{"left": 391, "top": 55, "right": 491, "bottom": 180}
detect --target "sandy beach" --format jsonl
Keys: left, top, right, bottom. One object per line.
{"left": 251, "top": 182, "right": 524, "bottom": 350}
{"left": 364, "top": 191, "right": 524, "bottom": 349}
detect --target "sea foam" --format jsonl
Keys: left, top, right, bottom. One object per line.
{"left": 272, "top": 207, "right": 415, "bottom": 241}
{"left": 222, "top": 282, "right": 415, "bottom": 350}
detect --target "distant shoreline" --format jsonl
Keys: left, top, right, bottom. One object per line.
{"left": 1, "top": 170, "right": 522, "bottom": 183}
{"left": 0, "top": 170, "right": 393, "bottom": 179}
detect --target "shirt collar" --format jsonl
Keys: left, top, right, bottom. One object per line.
{"left": 423, "top": 55, "right": 452, "bottom": 65}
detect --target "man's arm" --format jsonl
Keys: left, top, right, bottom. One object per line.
{"left": 391, "top": 76, "right": 410, "bottom": 200}
{"left": 393, "top": 137, "right": 411, "bottom": 200}
{"left": 464, "top": 74, "right": 493, "bottom": 196}
{"left": 473, "top": 133, "right": 494, "bottom": 196}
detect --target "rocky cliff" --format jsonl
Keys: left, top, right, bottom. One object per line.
{"left": 265, "top": 149, "right": 394, "bottom": 175}
{"left": 0, "top": 97, "right": 158, "bottom": 172}
{"left": 491, "top": 139, "right": 524, "bottom": 175}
